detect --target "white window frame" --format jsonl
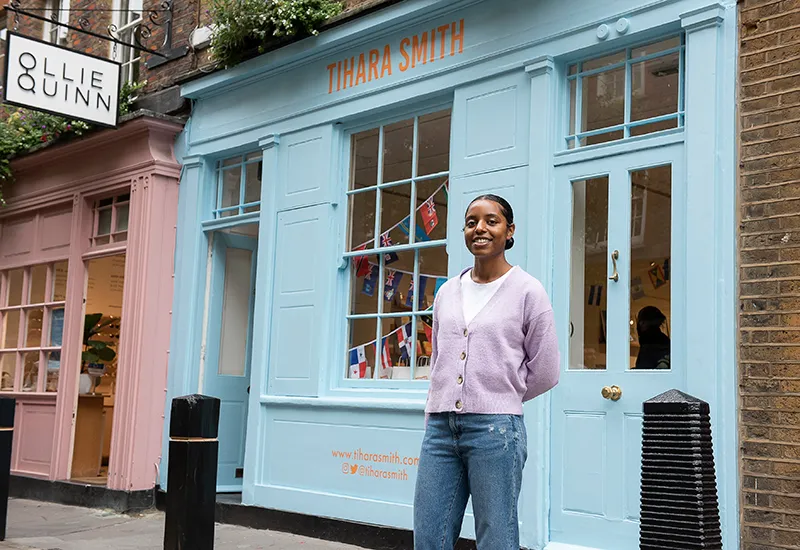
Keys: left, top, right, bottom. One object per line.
{"left": 341, "top": 106, "right": 452, "bottom": 387}
{"left": 43, "top": 0, "right": 69, "bottom": 45}
{"left": 111, "top": 0, "right": 143, "bottom": 84}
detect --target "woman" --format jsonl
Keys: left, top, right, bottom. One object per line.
{"left": 413, "top": 195, "right": 560, "bottom": 549}
{"left": 634, "top": 305, "right": 670, "bottom": 370}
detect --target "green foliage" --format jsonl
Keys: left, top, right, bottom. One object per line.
{"left": 0, "top": 80, "right": 146, "bottom": 204}
{"left": 209, "top": 0, "right": 343, "bottom": 68}
{"left": 82, "top": 312, "right": 117, "bottom": 365}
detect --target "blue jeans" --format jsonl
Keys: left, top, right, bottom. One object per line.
{"left": 413, "top": 413, "right": 527, "bottom": 550}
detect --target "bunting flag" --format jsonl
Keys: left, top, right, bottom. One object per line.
{"left": 384, "top": 270, "right": 403, "bottom": 301}
{"left": 378, "top": 337, "right": 393, "bottom": 379}
{"left": 406, "top": 276, "right": 429, "bottom": 308}
{"left": 631, "top": 276, "right": 645, "bottom": 301}
{"left": 353, "top": 243, "right": 371, "bottom": 277}
{"left": 349, "top": 346, "right": 368, "bottom": 379}
{"left": 380, "top": 234, "right": 399, "bottom": 264}
{"left": 362, "top": 265, "right": 379, "bottom": 297}
{"left": 434, "top": 277, "right": 446, "bottom": 299}
{"left": 588, "top": 285, "right": 603, "bottom": 306}
{"left": 396, "top": 323, "right": 413, "bottom": 362}
{"left": 423, "top": 321, "right": 433, "bottom": 343}
{"left": 648, "top": 264, "right": 667, "bottom": 289}
{"left": 398, "top": 216, "right": 430, "bottom": 242}
{"left": 420, "top": 198, "right": 439, "bottom": 235}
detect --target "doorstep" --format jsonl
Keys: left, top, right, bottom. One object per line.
{"left": 10, "top": 474, "right": 155, "bottom": 513}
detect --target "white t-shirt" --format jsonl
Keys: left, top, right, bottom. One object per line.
{"left": 461, "top": 266, "right": 516, "bottom": 326}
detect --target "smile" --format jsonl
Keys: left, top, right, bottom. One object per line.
{"left": 473, "top": 238, "right": 491, "bottom": 244}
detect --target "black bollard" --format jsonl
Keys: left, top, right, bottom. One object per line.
{"left": 639, "top": 389, "right": 721, "bottom": 550}
{"left": 0, "top": 397, "right": 14, "bottom": 541}
{"left": 163, "top": 394, "right": 220, "bottom": 550}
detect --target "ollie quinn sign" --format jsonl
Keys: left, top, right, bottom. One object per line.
{"left": 3, "top": 32, "right": 120, "bottom": 128}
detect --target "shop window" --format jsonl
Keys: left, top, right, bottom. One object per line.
{"left": 111, "top": 0, "right": 143, "bottom": 84}
{"left": 92, "top": 194, "right": 130, "bottom": 246}
{"left": 345, "top": 108, "right": 451, "bottom": 382}
{"left": 0, "top": 261, "right": 68, "bottom": 392}
{"left": 214, "top": 152, "right": 262, "bottom": 218}
{"left": 566, "top": 35, "right": 684, "bottom": 149}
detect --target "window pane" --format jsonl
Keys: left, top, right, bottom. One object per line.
{"left": 25, "top": 308, "right": 44, "bottom": 348}
{"left": 97, "top": 208, "right": 112, "bottom": 236}
{"left": 380, "top": 316, "right": 414, "bottom": 379}
{"left": 351, "top": 257, "right": 379, "bottom": 316}
{"left": 244, "top": 161, "right": 261, "bottom": 207}
{"left": 45, "top": 350, "right": 60, "bottom": 392}
{"left": 569, "top": 79, "right": 577, "bottom": 136}
{"left": 570, "top": 176, "right": 609, "bottom": 370}
{"left": 413, "top": 319, "right": 431, "bottom": 380}
{"left": 382, "top": 119, "right": 413, "bottom": 183}
{"left": 630, "top": 165, "right": 671, "bottom": 371}
{"left": 115, "top": 203, "right": 130, "bottom": 232}
{"left": 348, "top": 319, "right": 377, "bottom": 380}
{"left": 222, "top": 156, "right": 240, "bottom": 168}
{"left": 220, "top": 166, "right": 242, "bottom": 211}
{"left": 583, "top": 51, "right": 626, "bottom": 71}
{"left": 417, "top": 110, "right": 451, "bottom": 177}
{"left": 3, "top": 310, "right": 20, "bottom": 349}
{"left": 632, "top": 36, "right": 681, "bottom": 58}
{"left": 348, "top": 190, "right": 376, "bottom": 251}
{"left": 52, "top": 262, "right": 68, "bottom": 301}
{"left": 218, "top": 248, "right": 252, "bottom": 377}
{"left": 22, "top": 351, "right": 38, "bottom": 391}
{"left": 351, "top": 128, "right": 379, "bottom": 190}
{"left": 583, "top": 130, "right": 625, "bottom": 147}
{"left": 416, "top": 177, "right": 448, "bottom": 243}
{"left": 631, "top": 119, "right": 678, "bottom": 137}
{"left": 29, "top": 264, "right": 47, "bottom": 304}
{"left": 631, "top": 52, "right": 679, "bottom": 124}
{"left": 582, "top": 68, "right": 625, "bottom": 134}
{"left": 98, "top": 197, "right": 113, "bottom": 208}
{"left": 0, "top": 354, "right": 15, "bottom": 390}
{"left": 49, "top": 307, "right": 64, "bottom": 347}
{"left": 382, "top": 250, "right": 414, "bottom": 311}
{"left": 7, "top": 269, "right": 23, "bottom": 307}
{"left": 418, "top": 246, "right": 448, "bottom": 311}
{"left": 380, "top": 184, "right": 412, "bottom": 247}
{"left": 117, "top": 193, "right": 131, "bottom": 203}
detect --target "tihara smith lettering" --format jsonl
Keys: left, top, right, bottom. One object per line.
{"left": 16, "top": 51, "right": 113, "bottom": 112}
{"left": 326, "top": 19, "right": 465, "bottom": 94}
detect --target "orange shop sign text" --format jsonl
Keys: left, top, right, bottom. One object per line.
{"left": 326, "top": 19, "right": 465, "bottom": 95}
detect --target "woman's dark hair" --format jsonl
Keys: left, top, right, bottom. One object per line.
{"left": 465, "top": 194, "right": 515, "bottom": 250}
{"left": 637, "top": 306, "right": 666, "bottom": 334}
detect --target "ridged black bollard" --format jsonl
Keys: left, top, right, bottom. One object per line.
{"left": 163, "top": 394, "right": 220, "bottom": 550}
{"left": 0, "top": 398, "right": 14, "bottom": 541}
{"left": 639, "top": 389, "right": 721, "bottom": 550}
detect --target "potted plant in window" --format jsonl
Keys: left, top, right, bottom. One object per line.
{"left": 79, "top": 313, "right": 117, "bottom": 395}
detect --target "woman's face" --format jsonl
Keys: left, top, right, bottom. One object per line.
{"left": 463, "top": 199, "right": 515, "bottom": 258}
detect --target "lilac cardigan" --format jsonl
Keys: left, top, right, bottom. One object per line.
{"left": 425, "top": 267, "right": 560, "bottom": 415}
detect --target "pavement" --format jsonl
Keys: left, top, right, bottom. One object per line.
{"left": 0, "top": 498, "right": 366, "bottom": 549}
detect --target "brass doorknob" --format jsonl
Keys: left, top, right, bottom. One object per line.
{"left": 601, "top": 385, "right": 622, "bottom": 401}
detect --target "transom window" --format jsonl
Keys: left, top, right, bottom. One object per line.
{"left": 0, "top": 262, "right": 68, "bottom": 392}
{"left": 92, "top": 194, "right": 130, "bottom": 246}
{"left": 566, "top": 35, "right": 684, "bottom": 149}
{"left": 214, "top": 152, "right": 262, "bottom": 218}
{"left": 345, "top": 108, "right": 451, "bottom": 382}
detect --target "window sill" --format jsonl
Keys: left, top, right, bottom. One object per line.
{"left": 259, "top": 394, "right": 426, "bottom": 412}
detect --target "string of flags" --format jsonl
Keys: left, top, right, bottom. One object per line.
{"left": 353, "top": 180, "right": 449, "bottom": 306}
{"left": 348, "top": 320, "right": 434, "bottom": 379}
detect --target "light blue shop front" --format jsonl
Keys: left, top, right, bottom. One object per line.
{"left": 162, "top": 1, "right": 740, "bottom": 548}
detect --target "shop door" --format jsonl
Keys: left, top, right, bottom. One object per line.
{"left": 203, "top": 232, "right": 257, "bottom": 492}
{"left": 549, "top": 143, "right": 686, "bottom": 549}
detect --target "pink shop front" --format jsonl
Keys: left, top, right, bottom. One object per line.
{"left": 0, "top": 112, "right": 182, "bottom": 498}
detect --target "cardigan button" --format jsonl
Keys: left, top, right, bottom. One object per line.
{"left": 455, "top": 400, "right": 463, "bottom": 410}
{"left": 460, "top": 352, "right": 466, "bottom": 360}
{"left": 463, "top": 329, "right": 468, "bottom": 337}
{"left": 457, "top": 375, "right": 463, "bottom": 385}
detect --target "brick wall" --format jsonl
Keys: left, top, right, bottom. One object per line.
{"left": 740, "top": 1, "right": 800, "bottom": 548}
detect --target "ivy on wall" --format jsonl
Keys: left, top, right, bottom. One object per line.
{"left": 208, "top": 0, "right": 343, "bottom": 68}
{"left": 0, "top": 80, "right": 147, "bottom": 205}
